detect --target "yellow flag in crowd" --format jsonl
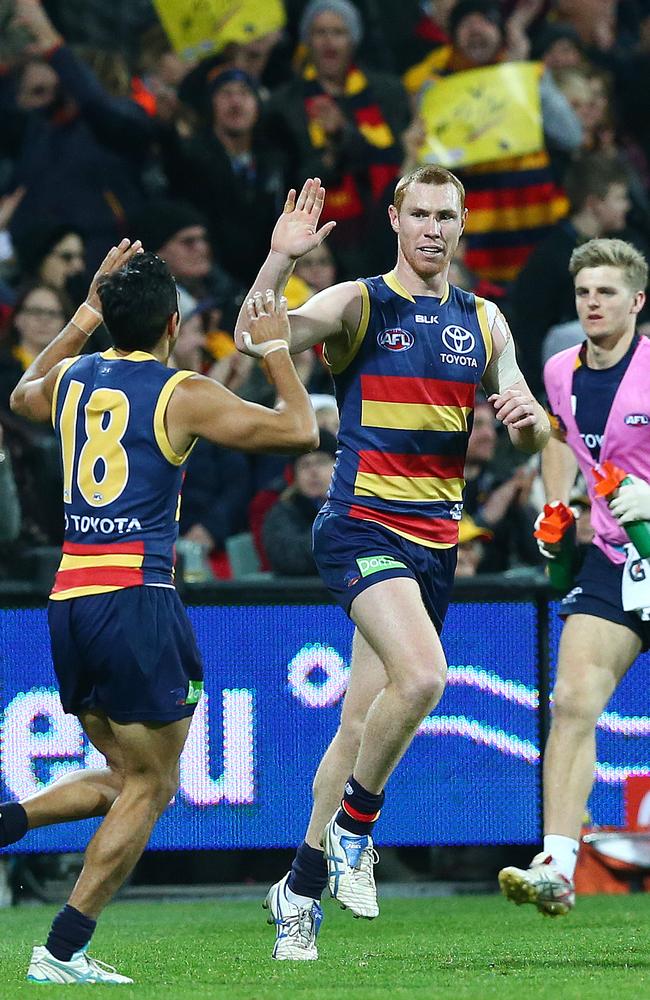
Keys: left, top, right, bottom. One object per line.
{"left": 154, "top": 0, "right": 286, "bottom": 61}
{"left": 418, "top": 62, "right": 543, "bottom": 169}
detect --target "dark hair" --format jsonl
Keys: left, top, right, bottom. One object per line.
{"left": 9, "top": 281, "right": 73, "bottom": 345}
{"left": 564, "top": 154, "right": 628, "bottom": 214}
{"left": 98, "top": 253, "right": 178, "bottom": 351}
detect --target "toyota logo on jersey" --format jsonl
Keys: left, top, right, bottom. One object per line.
{"left": 378, "top": 328, "right": 414, "bottom": 351}
{"left": 441, "top": 325, "right": 475, "bottom": 354}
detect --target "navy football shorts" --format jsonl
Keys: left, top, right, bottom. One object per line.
{"left": 312, "top": 508, "right": 457, "bottom": 634}
{"left": 48, "top": 586, "right": 204, "bottom": 723}
{"left": 560, "top": 543, "right": 650, "bottom": 651}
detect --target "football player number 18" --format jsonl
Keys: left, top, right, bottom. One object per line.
{"left": 59, "top": 379, "right": 130, "bottom": 508}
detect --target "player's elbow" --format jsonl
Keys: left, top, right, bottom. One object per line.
{"left": 292, "top": 422, "right": 320, "bottom": 454}
{"left": 9, "top": 384, "right": 27, "bottom": 417}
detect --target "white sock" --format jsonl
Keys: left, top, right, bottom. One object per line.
{"left": 543, "top": 834, "right": 579, "bottom": 880}
{"left": 284, "top": 883, "right": 318, "bottom": 908}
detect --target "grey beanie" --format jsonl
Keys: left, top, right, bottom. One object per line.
{"left": 300, "top": 0, "right": 363, "bottom": 47}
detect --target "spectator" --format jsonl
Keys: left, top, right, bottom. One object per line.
{"left": 530, "top": 22, "right": 585, "bottom": 72}
{"left": 403, "top": 0, "right": 582, "bottom": 286}
{"left": 463, "top": 398, "right": 541, "bottom": 573}
{"left": 294, "top": 241, "right": 338, "bottom": 294}
{"left": 265, "top": 0, "right": 409, "bottom": 276}
{"left": 12, "top": 223, "right": 85, "bottom": 293}
{"left": 130, "top": 199, "right": 241, "bottom": 330}
{"left": 0, "top": 282, "right": 71, "bottom": 407}
{"left": 509, "top": 153, "right": 632, "bottom": 393}
{"left": 160, "top": 65, "right": 288, "bottom": 287}
{"left": 0, "top": 281, "right": 70, "bottom": 546}
{"left": 171, "top": 303, "right": 253, "bottom": 577}
{"left": 0, "top": 0, "right": 156, "bottom": 269}
{"left": 262, "top": 430, "right": 337, "bottom": 576}
{"left": 455, "top": 514, "right": 493, "bottom": 578}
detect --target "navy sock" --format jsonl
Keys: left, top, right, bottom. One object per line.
{"left": 335, "top": 775, "right": 384, "bottom": 836}
{"left": 287, "top": 842, "right": 328, "bottom": 899}
{"left": 46, "top": 904, "right": 96, "bottom": 962}
{"left": 0, "top": 801, "right": 28, "bottom": 847}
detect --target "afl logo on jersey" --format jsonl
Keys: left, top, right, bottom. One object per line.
{"left": 441, "top": 325, "right": 475, "bottom": 354}
{"left": 624, "top": 414, "right": 650, "bottom": 426}
{"left": 378, "top": 328, "right": 414, "bottom": 352}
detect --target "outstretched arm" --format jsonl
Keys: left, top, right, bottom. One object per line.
{"left": 482, "top": 307, "right": 550, "bottom": 454}
{"left": 234, "top": 178, "right": 359, "bottom": 355}
{"left": 10, "top": 238, "right": 142, "bottom": 422}
{"left": 169, "top": 293, "right": 319, "bottom": 456}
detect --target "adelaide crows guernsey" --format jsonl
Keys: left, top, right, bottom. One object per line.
{"left": 324, "top": 271, "right": 493, "bottom": 547}
{"left": 50, "top": 349, "right": 196, "bottom": 600}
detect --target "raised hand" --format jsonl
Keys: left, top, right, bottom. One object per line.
{"left": 86, "top": 238, "right": 143, "bottom": 312}
{"left": 270, "top": 178, "right": 336, "bottom": 261}
{"left": 239, "top": 290, "right": 292, "bottom": 359}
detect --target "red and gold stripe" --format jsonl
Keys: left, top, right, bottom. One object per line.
{"left": 361, "top": 375, "right": 475, "bottom": 407}
{"left": 51, "top": 540, "right": 145, "bottom": 600}
{"left": 348, "top": 505, "right": 458, "bottom": 548}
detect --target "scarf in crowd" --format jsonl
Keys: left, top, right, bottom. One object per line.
{"left": 302, "top": 63, "right": 401, "bottom": 223}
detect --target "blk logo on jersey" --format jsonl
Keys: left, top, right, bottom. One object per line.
{"left": 625, "top": 414, "right": 650, "bottom": 426}
{"left": 378, "top": 328, "right": 414, "bottom": 351}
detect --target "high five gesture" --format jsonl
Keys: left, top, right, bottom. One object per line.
{"left": 270, "top": 178, "right": 336, "bottom": 260}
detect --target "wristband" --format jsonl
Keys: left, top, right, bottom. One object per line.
{"left": 240, "top": 333, "right": 289, "bottom": 358}
{"left": 70, "top": 302, "right": 103, "bottom": 336}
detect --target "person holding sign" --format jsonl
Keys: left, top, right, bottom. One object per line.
{"left": 235, "top": 172, "right": 549, "bottom": 959}
{"left": 499, "top": 237, "right": 650, "bottom": 917}
{"left": 403, "top": 0, "right": 582, "bottom": 286}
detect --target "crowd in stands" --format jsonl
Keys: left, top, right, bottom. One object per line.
{"left": 2, "top": 0, "right": 649, "bottom": 587}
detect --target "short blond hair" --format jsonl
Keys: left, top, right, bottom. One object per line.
{"left": 570, "top": 238, "right": 648, "bottom": 293}
{"left": 393, "top": 165, "right": 465, "bottom": 213}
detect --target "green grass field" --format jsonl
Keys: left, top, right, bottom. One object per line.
{"left": 0, "top": 894, "right": 648, "bottom": 999}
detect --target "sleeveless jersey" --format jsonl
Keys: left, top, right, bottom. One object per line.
{"left": 50, "top": 349, "right": 196, "bottom": 600}
{"left": 324, "top": 271, "right": 493, "bottom": 547}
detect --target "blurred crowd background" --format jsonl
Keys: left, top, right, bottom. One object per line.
{"left": 1, "top": 0, "right": 649, "bottom": 590}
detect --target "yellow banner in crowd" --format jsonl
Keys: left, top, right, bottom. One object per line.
{"left": 154, "top": 0, "right": 286, "bottom": 61}
{"left": 418, "top": 62, "right": 543, "bottom": 169}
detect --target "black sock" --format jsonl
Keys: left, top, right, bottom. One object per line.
{"left": 287, "top": 842, "right": 328, "bottom": 900}
{"left": 0, "top": 802, "right": 28, "bottom": 847}
{"left": 335, "top": 775, "right": 384, "bottom": 836}
{"left": 46, "top": 904, "right": 96, "bottom": 962}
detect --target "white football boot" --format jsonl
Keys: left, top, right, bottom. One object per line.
{"left": 263, "top": 873, "right": 322, "bottom": 960}
{"left": 26, "top": 945, "right": 133, "bottom": 984}
{"left": 323, "top": 816, "right": 379, "bottom": 919}
{"left": 498, "top": 852, "right": 576, "bottom": 916}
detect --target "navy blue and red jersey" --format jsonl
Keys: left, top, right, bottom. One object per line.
{"left": 50, "top": 349, "right": 196, "bottom": 599}
{"left": 324, "top": 271, "right": 493, "bottom": 547}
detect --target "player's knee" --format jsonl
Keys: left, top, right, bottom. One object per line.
{"left": 399, "top": 667, "right": 445, "bottom": 717}
{"left": 552, "top": 677, "right": 600, "bottom": 727}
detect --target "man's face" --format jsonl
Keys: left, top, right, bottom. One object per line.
{"left": 211, "top": 80, "right": 258, "bottom": 136}
{"left": 309, "top": 11, "right": 355, "bottom": 79}
{"left": 466, "top": 404, "right": 497, "bottom": 465}
{"left": 389, "top": 182, "right": 466, "bottom": 279}
{"left": 160, "top": 226, "right": 211, "bottom": 280}
{"left": 574, "top": 264, "right": 644, "bottom": 341}
{"left": 454, "top": 13, "right": 502, "bottom": 65}
{"left": 172, "top": 313, "right": 205, "bottom": 372}
{"left": 294, "top": 452, "right": 335, "bottom": 499}
{"left": 593, "top": 183, "right": 630, "bottom": 234}
{"left": 41, "top": 233, "right": 85, "bottom": 289}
